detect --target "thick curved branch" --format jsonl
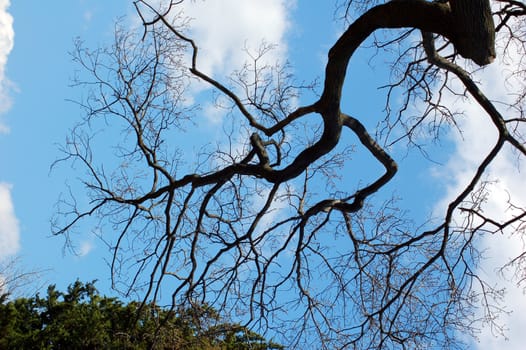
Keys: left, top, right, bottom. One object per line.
{"left": 133, "top": 0, "right": 492, "bottom": 191}
{"left": 339, "top": 113, "right": 398, "bottom": 208}
{"left": 449, "top": 0, "right": 496, "bottom": 64}
{"left": 56, "top": 1, "right": 521, "bottom": 348}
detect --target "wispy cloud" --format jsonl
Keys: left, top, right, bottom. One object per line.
{"left": 0, "top": 0, "right": 14, "bottom": 132}
{"left": 77, "top": 239, "right": 94, "bottom": 257}
{"left": 177, "top": 0, "right": 293, "bottom": 124}
{"left": 181, "top": 0, "right": 291, "bottom": 77}
{"left": 0, "top": 182, "right": 20, "bottom": 260}
{"left": 83, "top": 10, "right": 93, "bottom": 23}
{"left": 139, "top": 0, "right": 293, "bottom": 128}
{"left": 432, "top": 54, "right": 526, "bottom": 348}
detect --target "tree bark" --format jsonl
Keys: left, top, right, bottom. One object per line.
{"left": 449, "top": 0, "right": 496, "bottom": 65}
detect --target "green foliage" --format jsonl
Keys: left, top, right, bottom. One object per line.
{"left": 0, "top": 281, "right": 283, "bottom": 350}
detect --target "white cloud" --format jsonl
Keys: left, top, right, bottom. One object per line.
{"left": 83, "top": 10, "right": 93, "bottom": 23}
{"left": 135, "top": 1, "right": 294, "bottom": 125}
{"left": 203, "top": 101, "right": 225, "bottom": 125}
{"left": 176, "top": 0, "right": 293, "bottom": 124}
{"left": 471, "top": 228, "right": 526, "bottom": 350}
{"left": 431, "top": 54, "right": 526, "bottom": 349}
{"left": 0, "top": 182, "right": 20, "bottom": 259}
{"left": 78, "top": 239, "right": 94, "bottom": 257}
{"left": 138, "top": 0, "right": 293, "bottom": 126}
{"left": 0, "top": 0, "right": 14, "bottom": 131}
{"left": 181, "top": 0, "right": 291, "bottom": 77}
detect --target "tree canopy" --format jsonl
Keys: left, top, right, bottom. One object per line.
{"left": 0, "top": 281, "right": 282, "bottom": 349}
{"left": 53, "top": 0, "right": 526, "bottom": 348}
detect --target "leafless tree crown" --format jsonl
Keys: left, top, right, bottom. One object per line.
{"left": 54, "top": 0, "right": 526, "bottom": 348}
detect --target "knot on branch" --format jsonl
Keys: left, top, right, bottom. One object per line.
{"left": 250, "top": 133, "right": 270, "bottom": 167}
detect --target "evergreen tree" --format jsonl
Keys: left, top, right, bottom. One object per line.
{"left": 0, "top": 281, "right": 282, "bottom": 350}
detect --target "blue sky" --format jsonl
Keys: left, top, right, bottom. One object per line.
{"left": 0, "top": 0, "right": 138, "bottom": 289}
{"left": 1, "top": 1, "right": 525, "bottom": 349}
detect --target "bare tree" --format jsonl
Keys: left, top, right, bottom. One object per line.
{"left": 53, "top": 0, "right": 526, "bottom": 348}
{"left": 0, "top": 257, "right": 46, "bottom": 300}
